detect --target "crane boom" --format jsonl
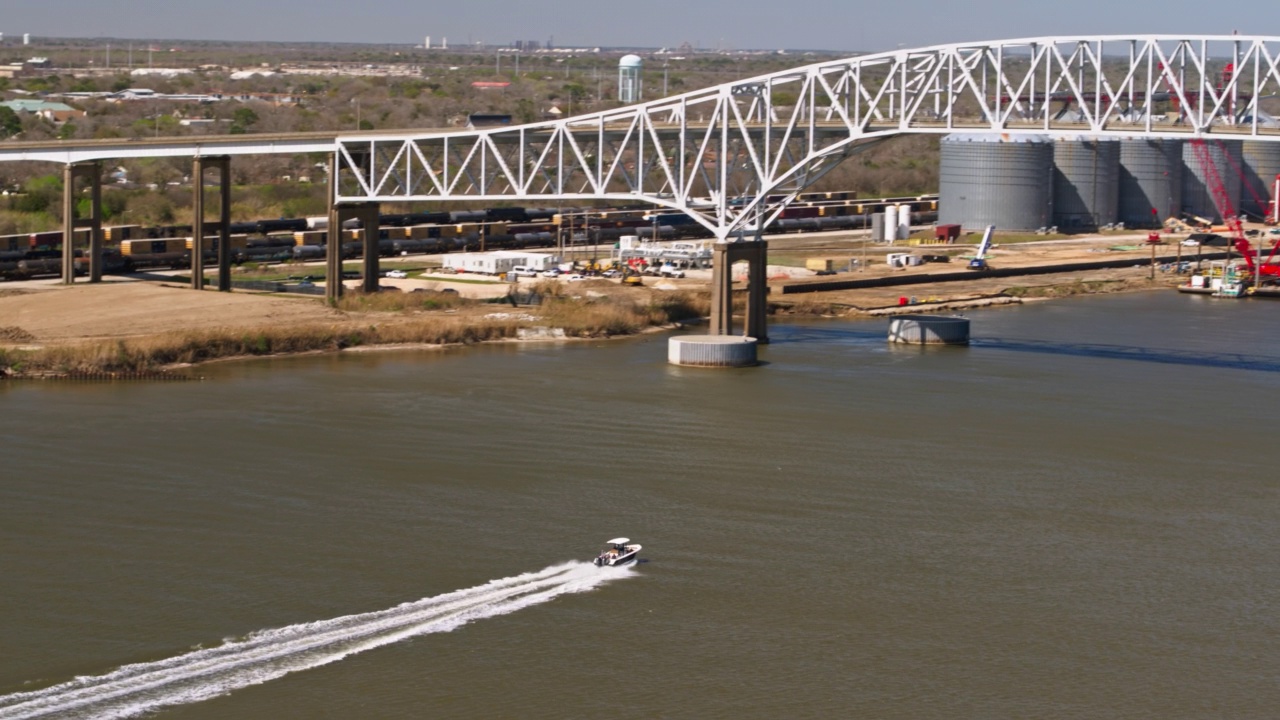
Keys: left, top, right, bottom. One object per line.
{"left": 968, "top": 225, "right": 995, "bottom": 270}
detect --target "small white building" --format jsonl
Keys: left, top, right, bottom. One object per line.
{"left": 443, "top": 251, "right": 558, "bottom": 274}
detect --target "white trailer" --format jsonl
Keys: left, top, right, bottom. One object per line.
{"left": 442, "top": 251, "right": 558, "bottom": 274}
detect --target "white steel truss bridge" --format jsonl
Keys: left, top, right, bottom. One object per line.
{"left": 332, "top": 34, "right": 1280, "bottom": 240}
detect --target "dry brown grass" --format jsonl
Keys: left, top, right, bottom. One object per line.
{"left": 335, "top": 289, "right": 470, "bottom": 312}
{"left": 541, "top": 290, "right": 709, "bottom": 337}
{"left": 0, "top": 289, "right": 713, "bottom": 376}
{"left": 772, "top": 297, "right": 840, "bottom": 316}
{"left": 0, "top": 317, "right": 523, "bottom": 375}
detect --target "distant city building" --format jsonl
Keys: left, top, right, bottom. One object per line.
{"left": 618, "top": 55, "right": 643, "bottom": 103}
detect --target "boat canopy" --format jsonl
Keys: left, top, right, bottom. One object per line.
{"left": 606, "top": 537, "right": 630, "bottom": 545}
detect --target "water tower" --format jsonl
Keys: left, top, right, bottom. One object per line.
{"left": 618, "top": 54, "right": 643, "bottom": 103}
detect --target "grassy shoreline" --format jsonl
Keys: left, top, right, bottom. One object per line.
{"left": 0, "top": 290, "right": 710, "bottom": 379}
{"left": 0, "top": 275, "right": 1179, "bottom": 380}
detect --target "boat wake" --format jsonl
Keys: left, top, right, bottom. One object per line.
{"left": 0, "top": 561, "right": 631, "bottom": 720}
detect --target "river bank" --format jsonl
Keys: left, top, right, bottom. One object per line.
{"left": 0, "top": 262, "right": 1190, "bottom": 379}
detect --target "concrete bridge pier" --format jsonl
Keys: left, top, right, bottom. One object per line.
{"left": 61, "top": 161, "right": 103, "bottom": 284}
{"left": 325, "top": 201, "right": 380, "bottom": 302}
{"left": 324, "top": 152, "right": 381, "bottom": 301}
{"left": 709, "top": 240, "right": 769, "bottom": 343}
{"left": 192, "top": 156, "right": 232, "bottom": 291}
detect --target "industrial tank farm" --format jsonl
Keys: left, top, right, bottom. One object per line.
{"left": 1241, "top": 140, "right": 1280, "bottom": 220}
{"left": 1052, "top": 137, "right": 1119, "bottom": 230}
{"left": 1182, "top": 140, "right": 1243, "bottom": 223}
{"left": 942, "top": 132, "right": 1270, "bottom": 232}
{"left": 938, "top": 134, "right": 1054, "bottom": 232}
{"left": 1118, "top": 138, "right": 1183, "bottom": 228}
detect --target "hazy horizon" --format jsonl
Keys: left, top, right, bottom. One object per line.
{"left": 3, "top": 1, "right": 1278, "bottom": 55}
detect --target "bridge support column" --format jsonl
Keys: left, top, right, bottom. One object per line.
{"left": 61, "top": 162, "right": 103, "bottom": 284}
{"left": 360, "top": 203, "right": 381, "bottom": 294}
{"left": 325, "top": 154, "right": 342, "bottom": 304}
{"left": 191, "top": 156, "right": 205, "bottom": 290}
{"left": 217, "top": 158, "right": 232, "bottom": 292}
{"left": 192, "top": 156, "right": 233, "bottom": 292}
{"left": 325, "top": 161, "right": 381, "bottom": 301}
{"left": 709, "top": 240, "right": 768, "bottom": 343}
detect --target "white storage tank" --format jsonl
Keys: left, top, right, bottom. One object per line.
{"left": 884, "top": 205, "right": 899, "bottom": 241}
{"left": 939, "top": 133, "right": 1053, "bottom": 231}
{"left": 897, "top": 204, "right": 910, "bottom": 239}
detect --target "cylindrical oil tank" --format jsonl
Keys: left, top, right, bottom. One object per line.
{"left": 1182, "top": 139, "right": 1242, "bottom": 222}
{"left": 897, "top": 204, "right": 910, "bottom": 239}
{"left": 884, "top": 205, "right": 898, "bottom": 241}
{"left": 1240, "top": 140, "right": 1280, "bottom": 220}
{"left": 1052, "top": 137, "right": 1119, "bottom": 230}
{"left": 1118, "top": 138, "right": 1182, "bottom": 228}
{"left": 939, "top": 134, "right": 1053, "bottom": 232}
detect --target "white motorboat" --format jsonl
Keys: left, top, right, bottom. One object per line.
{"left": 593, "top": 537, "right": 641, "bottom": 566}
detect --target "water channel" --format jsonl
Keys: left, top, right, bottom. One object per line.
{"left": 1, "top": 292, "right": 1278, "bottom": 718}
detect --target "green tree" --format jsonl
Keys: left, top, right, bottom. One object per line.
{"left": 0, "top": 107, "right": 20, "bottom": 138}
{"left": 14, "top": 174, "right": 63, "bottom": 213}
{"left": 232, "top": 107, "right": 259, "bottom": 127}
{"left": 514, "top": 98, "right": 536, "bottom": 124}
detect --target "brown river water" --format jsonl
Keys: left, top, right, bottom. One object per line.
{"left": 1, "top": 291, "right": 1278, "bottom": 719}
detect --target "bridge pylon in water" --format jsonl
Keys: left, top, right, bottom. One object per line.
{"left": 710, "top": 239, "right": 768, "bottom": 343}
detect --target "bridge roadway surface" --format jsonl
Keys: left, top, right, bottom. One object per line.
{"left": 4, "top": 120, "right": 1280, "bottom": 164}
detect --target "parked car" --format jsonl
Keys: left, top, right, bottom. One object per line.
{"left": 658, "top": 264, "right": 686, "bottom": 278}
{"left": 566, "top": 274, "right": 586, "bottom": 282}
{"left": 540, "top": 268, "right": 561, "bottom": 277}
{"left": 385, "top": 269, "right": 408, "bottom": 278}
{"left": 602, "top": 268, "right": 621, "bottom": 278}
{"left": 510, "top": 265, "right": 539, "bottom": 278}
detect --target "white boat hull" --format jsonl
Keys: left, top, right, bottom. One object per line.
{"left": 593, "top": 544, "right": 641, "bottom": 566}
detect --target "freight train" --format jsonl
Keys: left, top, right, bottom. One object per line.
{"left": 0, "top": 193, "right": 937, "bottom": 280}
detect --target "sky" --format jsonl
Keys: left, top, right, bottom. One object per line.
{"left": 1, "top": 0, "right": 1276, "bottom": 53}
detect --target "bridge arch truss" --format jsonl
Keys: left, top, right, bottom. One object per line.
{"left": 336, "top": 35, "right": 1280, "bottom": 238}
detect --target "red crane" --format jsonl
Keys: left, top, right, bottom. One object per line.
{"left": 1188, "top": 139, "right": 1280, "bottom": 279}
